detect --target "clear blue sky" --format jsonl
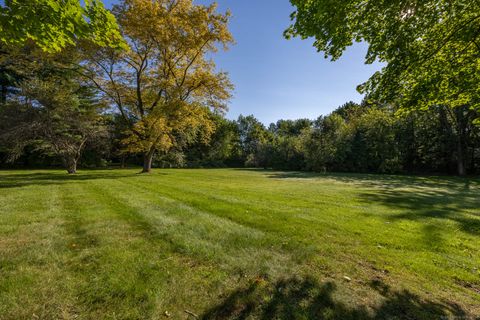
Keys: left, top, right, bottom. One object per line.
{"left": 104, "top": 0, "right": 382, "bottom": 124}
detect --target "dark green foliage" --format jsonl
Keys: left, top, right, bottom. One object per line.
{"left": 0, "top": 45, "right": 107, "bottom": 173}
{"left": 229, "top": 102, "right": 480, "bottom": 175}
{"left": 286, "top": 0, "right": 480, "bottom": 123}
{"left": 3, "top": 95, "right": 479, "bottom": 175}
{"left": 183, "top": 115, "right": 243, "bottom": 168}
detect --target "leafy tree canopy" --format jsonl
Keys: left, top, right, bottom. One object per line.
{"left": 82, "top": 0, "right": 233, "bottom": 173}
{"left": 0, "top": 46, "right": 107, "bottom": 173}
{"left": 286, "top": 0, "right": 480, "bottom": 122}
{"left": 0, "top": 0, "right": 125, "bottom": 52}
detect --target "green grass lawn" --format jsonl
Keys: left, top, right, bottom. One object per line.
{"left": 0, "top": 169, "right": 479, "bottom": 319}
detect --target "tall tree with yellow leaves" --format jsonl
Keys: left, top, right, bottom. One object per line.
{"left": 82, "top": 0, "right": 233, "bottom": 173}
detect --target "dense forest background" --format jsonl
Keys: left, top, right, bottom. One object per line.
{"left": 2, "top": 87, "right": 479, "bottom": 176}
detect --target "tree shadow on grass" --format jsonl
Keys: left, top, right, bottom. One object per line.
{"left": 0, "top": 170, "right": 165, "bottom": 189}
{"left": 257, "top": 169, "right": 480, "bottom": 191}
{"left": 357, "top": 182, "right": 480, "bottom": 237}
{"left": 258, "top": 169, "right": 480, "bottom": 236}
{"left": 202, "top": 276, "right": 469, "bottom": 320}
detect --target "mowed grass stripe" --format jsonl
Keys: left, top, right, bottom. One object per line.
{"left": 119, "top": 172, "right": 461, "bottom": 260}
{"left": 57, "top": 178, "right": 171, "bottom": 319}
{"left": 48, "top": 177, "right": 227, "bottom": 319}
{"left": 125, "top": 170, "right": 480, "bottom": 298}
{"left": 105, "top": 170, "right": 479, "bottom": 304}
{"left": 76, "top": 176, "right": 296, "bottom": 319}
{"left": 0, "top": 183, "right": 71, "bottom": 319}
{"left": 86, "top": 177, "right": 297, "bottom": 275}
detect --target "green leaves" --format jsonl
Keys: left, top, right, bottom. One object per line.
{"left": 287, "top": 0, "right": 480, "bottom": 123}
{"left": 0, "top": 0, "right": 126, "bottom": 52}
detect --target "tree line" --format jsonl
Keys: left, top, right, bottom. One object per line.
{"left": 164, "top": 101, "right": 480, "bottom": 175}
{"left": 2, "top": 94, "right": 479, "bottom": 175}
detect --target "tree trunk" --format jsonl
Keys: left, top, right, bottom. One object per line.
{"left": 457, "top": 139, "right": 466, "bottom": 176}
{"left": 455, "top": 107, "right": 467, "bottom": 176}
{"left": 142, "top": 149, "right": 155, "bottom": 173}
{"left": 64, "top": 157, "right": 78, "bottom": 174}
{"left": 120, "top": 155, "right": 126, "bottom": 169}
{"left": 0, "top": 85, "right": 6, "bottom": 104}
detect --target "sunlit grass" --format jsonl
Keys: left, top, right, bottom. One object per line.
{"left": 0, "top": 169, "right": 478, "bottom": 319}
